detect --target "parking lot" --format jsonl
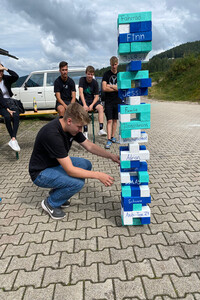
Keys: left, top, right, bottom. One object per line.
{"left": 0, "top": 99, "right": 200, "bottom": 299}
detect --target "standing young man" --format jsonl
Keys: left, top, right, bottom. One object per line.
{"left": 54, "top": 61, "right": 76, "bottom": 117}
{"left": 29, "top": 102, "right": 119, "bottom": 220}
{"left": 79, "top": 65, "right": 107, "bottom": 139}
{"left": 102, "top": 56, "right": 121, "bottom": 149}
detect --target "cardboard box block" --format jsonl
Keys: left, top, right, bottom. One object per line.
{"left": 118, "top": 70, "right": 149, "bottom": 81}
{"left": 130, "top": 21, "right": 152, "bottom": 33}
{"left": 118, "top": 43, "right": 131, "bottom": 54}
{"left": 117, "top": 79, "right": 131, "bottom": 89}
{"left": 118, "top": 11, "right": 152, "bottom": 25}
{"left": 135, "top": 78, "right": 152, "bottom": 88}
{"left": 131, "top": 42, "right": 152, "bottom": 53}
{"left": 126, "top": 61, "right": 142, "bottom": 71}
{"left": 120, "top": 161, "right": 148, "bottom": 173}
{"left": 118, "top": 31, "right": 152, "bottom": 43}
{"left": 120, "top": 148, "right": 150, "bottom": 161}
{"left": 118, "top": 24, "right": 130, "bottom": 34}
{"left": 121, "top": 185, "right": 150, "bottom": 198}
{"left": 118, "top": 53, "right": 150, "bottom": 64}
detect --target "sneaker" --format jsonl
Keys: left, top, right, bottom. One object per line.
{"left": 8, "top": 139, "right": 20, "bottom": 151}
{"left": 83, "top": 132, "right": 88, "bottom": 139}
{"left": 111, "top": 137, "right": 117, "bottom": 143}
{"left": 61, "top": 200, "right": 71, "bottom": 208}
{"left": 98, "top": 129, "right": 107, "bottom": 136}
{"left": 41, "top": 199, "right": 66, "bottom": 220}
{"left": 105, "top": 140, "right": 112, "bottom": 149}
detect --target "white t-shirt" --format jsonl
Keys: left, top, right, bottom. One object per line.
{"left": 0, "top": 80, "right": 10, "bottom": 98}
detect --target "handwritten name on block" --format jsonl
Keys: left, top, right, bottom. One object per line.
{"left": 130, "top": 21, "right": 152, "bottom": 33}
{"left": 125, "top": 96, "right": 141, "bottom": 105}
{"left": 118, "top": 11, "right": 152, "bottom": 25}
{"left": 121, "top": 197, "right": 151, "bottom": 211}
{"left": 121, "top": 205, "right": 151, "bottom": 221}
{"left": 119, "top": 103, "right": 150, "bottom": 114}
{"left": 120, "top": 171, "right": 149, "bottom": 184}
{"left": 118, "top": 87, "right": 148, "bottom": 100}
{"left": 118, "top": 70, "right": 149, "bottom": 81}
{"left": 118, "top": 31, "right": 152, "bottom": 43}
{"left": 120, "top": 120, "right": 150, "bottom": 131}
{"left": 118, "top": 53, "right": 150, "bottom": 64}
{"left": 118, "top": 24, "right": 130, "bottom": 34}
{"left": 119, "top": 132, "right": 148, "bottom": 144}
{"left": 120, "top": 149, "right": 150, "bottom": 161}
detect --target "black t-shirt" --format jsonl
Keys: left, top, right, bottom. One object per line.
{"left": 54, "top": 76, "right": 76, "bottom": 104}
{"left": 29, "top": 118, "right": 85, "bottom": 181}
{"left": 79, "top": 77, "right": 99, "bottom": 104}
{"left": 102, "top": 70, "right": 121, "bottom": 105}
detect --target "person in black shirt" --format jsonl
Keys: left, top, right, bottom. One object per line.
{"left": 54, "top": 61, "right": 76, "bottom": 117}
{"left": 102, "top": 56, "right": 121, "bottom": 149}
{"left": 79, "top": 65, "right": 107, "bottom": 139}
{"left": 0, "top": 63, "right": 20, "bottom": 151}
{"left": 29, "top": 102, "right": 120, "bottom": 220}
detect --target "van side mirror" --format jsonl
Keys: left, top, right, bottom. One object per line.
{"left": 24, "top": 82, "right": 28, "bottom": 90}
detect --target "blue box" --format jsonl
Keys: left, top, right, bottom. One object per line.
{"left": 126, "top": 61, "right": 142, "bottom": 71}
{"left": 118, "top": 31, "right": 152, "bottom": 43}
{"left": 135, "top": 78, "right": 152, "bottom": 88}
{"left": 118, "top": 87, "right": 148, "bottom": 100}
{"left": 130, "top": 21, "right": 152, "bottom": 32}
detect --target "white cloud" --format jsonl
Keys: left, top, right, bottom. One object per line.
{"left": 1, "top": 0, "right": 200, "bottom": 76}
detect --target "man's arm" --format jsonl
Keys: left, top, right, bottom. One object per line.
{"left": 57, "top": 156, "right": 114, "bottom": 186}
{"left": 102, "top": 81, "right": 118, "bottom": 92}
{"left": 88, "top": 94, "right": 99, "bottom": 111}
{"left": 55, "top": 92, "right": 67, "bottom": 109}
{"left": 80, "top": 139, "right": 120, "bottom": 164}
{"left": 71, "top": 91, "right": 76, "bottom": 103}
{"left": 79, "top": 87, "right": 89, "bottom": 111}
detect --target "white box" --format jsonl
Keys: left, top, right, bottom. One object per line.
{"left": 140, "top": 185, "right": 150, "bottom": 197}
{"left": 129, "top": 142, "right": 140, "bottom": 153}
{"left": 126, "top": 96, "right": 141, "bottom": 105}
{"left": 118, "top": 24, "right": 130, "bottom": 34}
{"left": 118, "top": 112, "right": 130, "bottom": 123}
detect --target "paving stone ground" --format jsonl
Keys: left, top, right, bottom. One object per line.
{"left": 0, "top": 99, "right": 200, "bottom": 300}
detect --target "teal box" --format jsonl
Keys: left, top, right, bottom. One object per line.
{"left": 121, "top": 161, "right": 131, "bottom": 169}
{"left": 118, "top": 43, "right": 130, "bottom": 54}
{"left": 130, "top": 42, "right": 142, "bottom": 53}
{"left": 142, "top": 42, "right": 152, "bottom": 52}
{"left": 132, "top": 218, "right": 142, "bottom": 225}
{"left": 133, "top": 204, "right": 142, "bottom": 211}
{"left": 118, "top": 11, "right": 152, "bottom": 25}
{"left": 117, "top": 70, "right": 149, "bottom": 81}
{"left": 122, "top": 185, "right": 131, "bottom": 197}
{"left": 137, "top": 111, "right": 151, "bottom": 121}
{"left": 138, "top": 171, "right": 149, "bottom": 183}
{"left": 120, "top": 129, "right": 132, "bottom": 138}
{"left": 120, "top": 120, "right": 151, "bottom": 130}
{"left": 118, "top": 79, "right": 131, "bottom": 89}
{"left": 120, "top": 103, "right": 150, "bottom": 114}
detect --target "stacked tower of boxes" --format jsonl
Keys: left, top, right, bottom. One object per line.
{"left": 117, "top": 11, "right": 152, "bottom": 226}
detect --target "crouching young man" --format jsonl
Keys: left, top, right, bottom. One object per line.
{"left": 29, "top": 102, "right": 120, "bottom": 220}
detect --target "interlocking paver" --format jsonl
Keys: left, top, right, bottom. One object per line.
{"left": 0, "top": 99, "right": 200, "bottom": 299}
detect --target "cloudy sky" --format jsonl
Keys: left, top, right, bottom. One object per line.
{"left": 1, "top": 0, "right": 200, "bottom": 76}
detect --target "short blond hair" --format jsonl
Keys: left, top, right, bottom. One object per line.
{"left": 64, "top": 102, "right": 90, "bottom": 124}
{"left": 110, "top": 56, "right": 118, "bottom": 65}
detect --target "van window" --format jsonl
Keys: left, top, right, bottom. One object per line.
{"left": 69, "top": 71, "right": 85, "bottom": 85}
{"left": 26, "top": 73, "right": 44, "bottom": 87}
{"left": 46, "top": 72, "right": 60, "bottom": 86}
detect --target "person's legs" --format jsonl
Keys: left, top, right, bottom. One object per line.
{"left": 95, "top": 103, "right": 107, "bottom": 135}
{"left": 34, "top": 157, "right": 92, "bottom": 207}
{"left": 12, "top": 110, "right": 20, "bottom": 138}
{"left": 0, "top": 108, "right": 13, "bottom": 138}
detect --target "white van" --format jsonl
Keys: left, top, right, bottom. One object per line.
{"left": 12, "top": 67, "right": 86, "bottom": 110}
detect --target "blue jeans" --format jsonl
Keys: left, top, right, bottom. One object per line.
{"left": 34, "top": 157, "right": 92, "bottom": 208}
